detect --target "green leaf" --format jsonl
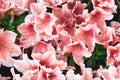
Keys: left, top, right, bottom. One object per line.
{"left": 87, "top": 58, "right": 93, "bottom": 67}
{"left": 9, "top": 20, "right": 15, "bottom": 31}
{"left": 97, "top": 51, "right": 104, "bottom": 56}
{"left": 96, "top": 44, "right": 105, "bottom": 51}
{"left": 0, "top": 13, "right": 10, "bottom": 27}
{"left": 14, "top": 12, "right": 28, "bottom": 27}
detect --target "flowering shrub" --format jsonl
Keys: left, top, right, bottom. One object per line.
{"left": 0, "top": 0, "right": 120, "bottom": 80}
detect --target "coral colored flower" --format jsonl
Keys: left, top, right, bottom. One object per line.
{"left": 100, "top": 66, "right": 120, "bottom": 80}
{"left": 37, "top": 66, "right": 65, "bottom": 80}
{"left": 0, "top": 75, "right": 10, "bottom": 80}
{"left": 13, "top": 0, "right": 35, "bottom": 10}
{"left": 96, "top": 27, "right": 114, "bottom": 47}
{"left": 66, "top": 69, "right": 82, "bottom": 80}
{"left": 71, "top": 1, "right": 86, "bottom": 15}
{"left": 64, "top": 41, "right": 91, "bottom": 65}
{"left": 107, "top": 44, "right": 120, "bottom": 65}
{"left": 17, "top": 23, "right": 39, "bottom": 48}
{"left": 0, "top": 29, "right": 21, "bottom": 62}
{"left": 80, "top": 63, "right": 93, "bottom": 80}
{"left": 54, "top": 30, "right": 72, "bottom": 51}
{"left": 13, "top": 54, "right": 40, "bottom": 72}
{"left": 72, "top": 24, "right": 100, "bottom": 52}
{"left": 32, "top": 46, "right": 67, "bottom": 70}
{"left": 92, "top": 0, "right": 114, "bottom": 7}
{"left": 110, "top": 21, "right": 120, "bottom": 30}
{"left": 86, "top": 7, "right": 113, "bottom": 31}
{"left": 32, "top": 41, "right": 50, "bottom": 53}
{"left": 43, "top": 0, "right": 62, "bottom": 7}
{"left": 53, "top": 3, "right": 86, "bottom": 35}
{"left": 110, "top": 21, "right": 120, "bottom": 37}
{"left": 92, "top": 0, "right": 117, "bottom": 13}
{"left": 30, "top": 2, "right": 46, "bottom": 15}
{"left": 56, "top": 24, "right": 76, "bottom": 36}
{"left": 34, "top": 11, "right": 57, "bottom": 35}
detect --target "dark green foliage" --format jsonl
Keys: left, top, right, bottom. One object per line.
{"left": 83, "top": 44, "right": 107, "bottom": 70}
{"left": 13, "top": 12, "right": 28, "bottom": 27}
{"left": 0, "top": 12, "right": 28, "bottom": 32}
{"left": 0, "top": 13, "right": 10, "bottom": 27}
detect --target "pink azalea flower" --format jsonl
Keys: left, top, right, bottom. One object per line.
{"left": 96, "top": 27, "right": 114, "bottom": 47}
{"left": 109, "top": 21, "right": 120, "bottom": 45}
{"left": 66, "top": 69, "right": 82, "bottom": 80}
{"left": 92, "top": 0, "right": 114, "bottom": 7}
{"left": 2, "top": 0, "right": 28, "bottom": 15}
{"left": 54, "top": 30, "right": 72, "bottom": 51}
{"left": 92, "top": 0, "right": 117, "bottom": 13}
{"left": 100, "top": 66, "right": 120, "bottom": 80}
{"left": 12, "top": 66, "right": 65, "bottom": 80}
{"left": 72, "top": 1, "right": 86, "bottom": 15}
{"left": 0, "top": 75, "right": 10, "bottom": 80}
{"left": 0, "top": 29, "right": 21, "bottom": 63}
{"left": 86, "top": 7, "right": 113, "bottom": 31}
{"left": 24, "top": 14, "right": 35, "bottom": 24}
{"left": 64, "top": 41, "right": 91, "bottom": 65}
{"left": 107, "top": 44, "right": 120, "bottom": 65}
{"left": 32, "top": 41, "right": 50, "bottom": 53}
{"left": 80, "top": 63, "right": 93, "bottom": 80}
{"left": 13, "top": 54, "right": 40, "bottom": 72}
{"left": 110, "top": 21, "right": 120, "bottom": 30}
{"left": 0, "top": 0, "right": 14, "bottom": 18}
{"left": 37, "top": 66, "right": 65, "bottom": 80}
{"left": 56, "top": 24, "right": 76, "bottom": 36}
{"left": 30, "top": 2, "right": 46, "bottom": 15}
{"left": 17, "top": 23, "right": 39, "bottom": 48}
{"left": 32, "top": 46, "right": 67, "bottom": 70}
{"left": 13, "top": 0, "right": 35, "bottom": 10}
{"left": 34, "top": 11, "right": 57, "bottom": 35}
{"left": 53, "top": 4, "right": 85, "bottom": 35}
{"left": 72, "top": 24, "right": 100, "bottom": 52}
{"left": 42, "top": 0, "right": 62, "bottom": 7}
{"left": 110, "top": 21, "right": 120, "bottom": 37}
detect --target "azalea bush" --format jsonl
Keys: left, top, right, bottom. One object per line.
{"left": 0, "top": 0, "right": 120, "bottom": 80}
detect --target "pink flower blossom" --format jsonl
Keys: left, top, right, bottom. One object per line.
{"left": 11, "top": 66, "right": 65, "bottom": 80}
{"left": 37, "top": 66, "right": 65, "bottom": 80}
{"left": 13, "top": 54, "right": 40, "bottom": 72}
{"left": 100, "top": 66, "right": 120, "bottom": 80}
{"left": 0, "top": 29, "right": 21, "bottom": 63}
{"left": 32, "top": 46, "right": 67, "bottom": 70}
{"left": 96, "top": 27, "right": 114, "bottom": 47}
{"left": 67, "top": 1, "right": 86, "bottom": 15}
{"left": 66, "top": 69, "right": 82, "bottom": 80}
{"left": 13, "top": 0, "right": 35, "bottom": 10}
{"left": 42, "top": 0, "right": 62, "bottom": 7}
{"left": 72, "top": 24, "right": 100, "bottom": 52}
{"left": 0, "top": 75, "right": 10, "bottom": 80}
{"left": 92, "top": 0, "right": 117, "bottom": 13}
{"left": 32, "top": 41, "right": 50, "bottom": 53}
{"left": 86, "top": 7, "right": 113, "bottom": 31}
{"left": 64, "top": 41, "right": 91, "bottom": 65}
{"left": 30, "top": 2, "right": 46, "bottom": 15}
{"left": 34, "top": 11, "right": 57, "bottom": 35}
{"left": 107, "top": 44, "right": 120, "bottom": 65}
{"left": 17, "top": 23, "right": 39, "bottom": 48}
{"left": 53, "top": 30, "right": 72, "bottom": 51}
{"left": 110, "top": 21, "right": 120, "bottom": 37}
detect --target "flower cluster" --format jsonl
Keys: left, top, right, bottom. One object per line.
{"left": 0, "top": 0, "right": 120, "bottom": 80}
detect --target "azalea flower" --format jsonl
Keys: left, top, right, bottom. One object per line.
{"left": 0, "top": 29, "right": 21, "bottom": 63}
{"left": 107, "top": 44, "right": 120, "bottom": 65}
{"left": 64, "top": 41, "right": 91, "bottom": 65}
